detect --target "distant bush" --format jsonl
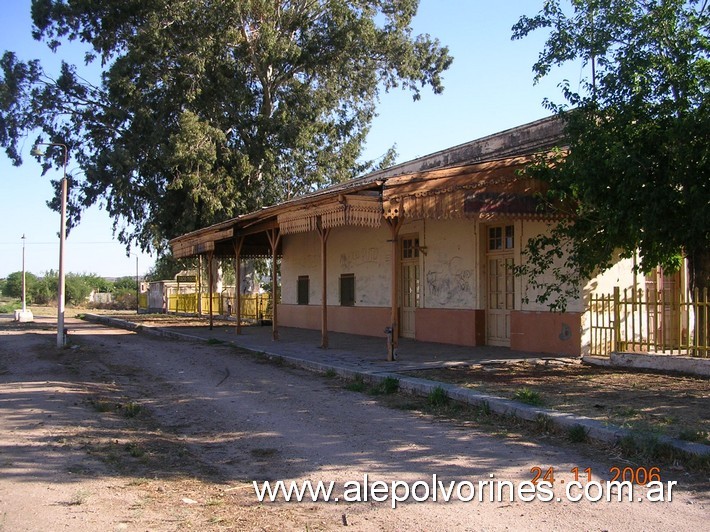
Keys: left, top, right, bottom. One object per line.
{"left": 3, "top": 270, "right": 136, "bottom": 307}
{"left": 0, "top": 299, "right": 22, "bottom": 313}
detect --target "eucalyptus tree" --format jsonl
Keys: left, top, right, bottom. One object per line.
{"left": 1, "top": 0, "right": 451, "bottom": 252}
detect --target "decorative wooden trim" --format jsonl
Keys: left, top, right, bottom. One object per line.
{"left": 278, "top": 195, "right": 383, "bottom": 234}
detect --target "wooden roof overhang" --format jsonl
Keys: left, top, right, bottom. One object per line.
{"left": 382, "top": 155, "right": 563, "bottom": 221}
{"left": 170, "top": 220, "right": 237, "bottom": 260}
{"left": 169, "top": 178, "right": 385, "bottom": 259}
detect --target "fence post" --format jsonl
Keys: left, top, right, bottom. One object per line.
{"left": 613, "top": 286, "right": 621, "bottom": 352}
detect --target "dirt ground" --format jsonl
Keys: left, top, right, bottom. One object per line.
{"left": 407, "top": 360, "right": 710, "bottom": 443}
{"left": 0, "top": 316, "right": 708, "bottom": 531}
{"left": 86, "top": 311, "right": 710, "bottom": 443}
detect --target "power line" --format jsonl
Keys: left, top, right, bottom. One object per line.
{"left": 0, "top": 241, "right": 148, "bottom": 246}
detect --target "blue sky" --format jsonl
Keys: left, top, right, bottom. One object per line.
{"left": 0, "top": 1, "right": 583, "bottom": 278}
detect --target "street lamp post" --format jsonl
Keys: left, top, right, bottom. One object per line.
{"left": 31, "top": 142, "right": 68, "bottom": 348}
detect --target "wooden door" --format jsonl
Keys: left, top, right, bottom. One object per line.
{"left": 646, "top": 268, "right": 683, "bottom": 347}
{"left": 486, "top": 225, "right": 515, "bottom": 346}
{"left": 400, "top": 236, "right": 420, "bottom": 339}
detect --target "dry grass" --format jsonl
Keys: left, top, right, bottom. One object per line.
{"left": 406, "top": 360, "right": 710, "bottom": 443}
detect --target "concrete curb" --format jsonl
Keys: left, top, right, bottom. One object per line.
{"left": 583, "top": 352, "right": 710, "bottom": 377}
{"left": 81, "top": 313, "right": 710, "bottom": 457}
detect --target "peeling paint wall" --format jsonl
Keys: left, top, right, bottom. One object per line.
{"left": 280, "top": 225, "right": 392, "bottom": 307}
{"left": 280, "top": 215, "right": 639, "bottom": 356}
{"left": 328, "top": 225, "right": 391, "bottom": 306}
{"left": 280, "top": 231, "right": 320, "bottom": 305}
{"left": 415, "top": 219, "right": 477, "bottom": 309}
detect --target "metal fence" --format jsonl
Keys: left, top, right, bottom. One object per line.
{"left": 588, "top": 287, "right": 709, "bottom": 357}
{"left": 166, "top": 292, "right": 273, "bottom": 321}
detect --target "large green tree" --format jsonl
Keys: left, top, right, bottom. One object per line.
{"left": 512, "top": 0, "right": 710, "bottom": 308}
{"left": 2, "top": 271, "right": 39, "bottom": 300}
{"left": 1, "top": 0, "right": 451, "bottom": 252}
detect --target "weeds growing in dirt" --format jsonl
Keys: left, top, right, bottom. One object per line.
{"left": 369, "top": 377, "right": 400, "bottom": 395}
{"left": 513, "top": 387, "right": 543, "bottom": 406}
{"left": 125, "top": 442, "right": 145, "bottom": 458}
{"left": 567, "top": 424, "right": 588, "bottom": 443}
{"left": 535, "top": 413, "right": 555, "bottom": 434}
{"left": 678, "top": 428, "right": 708, "bottom": 443}
{"left": 428, "top": 386, "right": 450, "bottom": 407}
{"left": 346, "top": 375, "right": 366, "bottom": 392}
{"left": 619, "top": 432, "right": 677, "bottom": 463}
{"left": 91, "top": 398, "right": 114, "bottom": 413}
{"left": 250, "top": 447, "right": 279, "bottom": 458}
{"left": 122, "top": 402, "right": 142, "bottom": 418}
{"left": 68, "top": 489, "right": 90, "bottom": 506}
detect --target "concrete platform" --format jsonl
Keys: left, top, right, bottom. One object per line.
{"left": 119, "top": 320, "right": 567, "bottom": 373}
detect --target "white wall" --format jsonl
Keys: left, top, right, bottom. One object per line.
{"left": 585, "top": 254, "right": 638, "bottom": 296}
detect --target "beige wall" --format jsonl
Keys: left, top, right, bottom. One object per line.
{"left": 330, "top": 225, "right": 392, "bottom": 306}
{"left": 517, "top": 220, "right": 586, "bottom": 313}
{"left": 280, "top": 230, "right": 321, "bottom": 305}
{"left": 280, "top": 225, "right": 392, "bottom": 307}
{"left": 413, "top": 219, "right": 478, "bottom": 309}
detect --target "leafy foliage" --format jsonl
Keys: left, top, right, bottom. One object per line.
{"left": 2, "top": 270, "right": 136, "bottom": 305}
{"left": 1, "top": 0, "right": 451, "bottom": 255}
{"left": 113, "top": 276, "right": 138, "bottom": 292}
{"left": 513, "top": 0, "right": 710, "bottom": 307}
{"left": 145, "top": 253, "right": 194, "bottom": 282}
{"left": 2, "top": 271, "right": 39, "bottom": 299}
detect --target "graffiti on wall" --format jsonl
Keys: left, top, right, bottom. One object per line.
{"left": 340, "top": 247, "right": 379, "bottom": 270}
{"left": 426, "top": 256, "right": 473, "bottom": 307}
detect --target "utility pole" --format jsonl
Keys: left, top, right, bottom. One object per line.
{"left": 31, "top": 142, "right": 68, "bottom": 346}
{"left": 14, "top": 234, "right": 34, "bottom": 322}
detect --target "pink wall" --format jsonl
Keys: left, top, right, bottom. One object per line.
{"left": 510, "top": 310, "right": 581, "bottom": 356}
{"left": 279, "top": 304, "right": 582, "bottom": 355}
{"left": 415, "top": 308, "right": 485, "bottom": 346}
{"left": 278, "top": 304, "right": 390, "bottom": 337}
